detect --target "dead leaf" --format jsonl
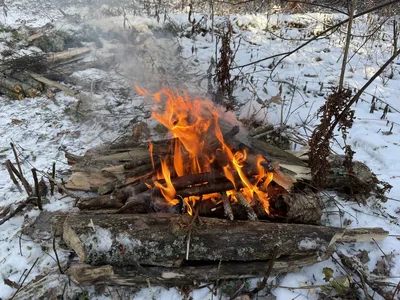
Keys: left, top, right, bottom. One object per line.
{"left": 133, "top": 121, "right": 150, "bottom": 141}
{"left": 269, "top": 94, "right": 282, "bottom": 104}
{"left": 356, "top": 250, "right": 370, "bottom": 264}
{"left": 46, "top": 89, "right": 56, "bottom": 100}
{"left": 4, "top": 278, "right": 20, "bottom": 289}
{"left": 322, "top": 267, "right": 334, "bottom": 282}
{"left": 304, "top": 73, "right": 319, "bottom": 78}
{"left": 11, "top": 119, "right": 22, "bottom": 125}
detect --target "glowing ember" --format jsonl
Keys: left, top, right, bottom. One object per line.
{"left": 137, "top": 87, "right": 273, "bottom": 214}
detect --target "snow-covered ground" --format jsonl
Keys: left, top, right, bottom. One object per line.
{"left": 0, "top": 0, "right": 400, "bottom": 299}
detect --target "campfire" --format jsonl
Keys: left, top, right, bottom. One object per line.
{"left": 57, "top": 87, "right": 389, "bottom": 289}
{"left": 136, "top": 87, "right": 278, "bottom": 216}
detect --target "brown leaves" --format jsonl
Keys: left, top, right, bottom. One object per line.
{"left": 309, "top": 88, "right": 353, "bottom": 188}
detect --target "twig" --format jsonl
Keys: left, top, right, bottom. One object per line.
{"left": 19, "top": 231, "right": 23, "bottom": 257}
{"left": 10, "top": 143, "right": 31, "bottom": 196}
{"left": 50, "top": 162, "right": 55, "bottom": 196}
{"left": 31, "top": 168, "right": 43, "bottom": 211}
{"left": 249, "top": 245, "right": 279, "bottom": 296}
{"left": 358, "top": 270, "right": 373, "bottom": 300}
{"left": 0, "top": 201, "right": 29, "bottom": 226}
{"left": 53, "top": 229, "right": 64, "bottom": 274}
{"left": 336, "top": 252, "right": 387, "bottom": 299}
{"left": 4, "top": 159, "right": 22, "bottom": 191}
{"left": 186, "top": 206, "right": 201, "bottom": 260}
{"left": 186, "top": 230, "right": 191, "bottom": 260}
{"left": 372, "top": 238, "right": 387, "bottom": 258}
{"left": 392, "top": 280, "right": 400, "bottom": 300}
{"left": 10, "top": 257, "right": 39, "bottom": 300}
{"left": 231, "top": 0, "right": 400, "bottom": 71}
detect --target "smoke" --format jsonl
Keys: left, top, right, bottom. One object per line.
{"left": 86, "top": 13, "right": 187, "bottom": 92}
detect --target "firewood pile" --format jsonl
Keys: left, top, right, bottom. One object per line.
{"left": 59, "top": 88, "right": 389, "bottom": 288}
{"left": 0, "top": 23, "right": 113, "bottom": 101}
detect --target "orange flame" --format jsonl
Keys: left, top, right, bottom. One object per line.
{"left": 153, "top": 160, "right": 179, "bottom": 205}
{"left": 149, "top": 142, "right": 155, "bottom": 169}
{"left": 137, "top": 87, "right": 273, "bottom": 214}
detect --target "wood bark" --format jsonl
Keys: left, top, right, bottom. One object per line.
{"left": 63, "top": 213, "right": 345, "bottom": 267}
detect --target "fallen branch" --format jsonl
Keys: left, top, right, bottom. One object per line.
{"left": 27, "top": 72, "right": 91, "bottom": 102}
{"left": 46, "top": 47, "right": 91, "bottom": 64}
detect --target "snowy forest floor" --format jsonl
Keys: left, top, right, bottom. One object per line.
{"left": 0, "top": 0, "right": 400, "bottom": 299}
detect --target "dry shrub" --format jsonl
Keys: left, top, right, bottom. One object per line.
{"left": 309, "top": 88, "right": 354, "bottom": 188}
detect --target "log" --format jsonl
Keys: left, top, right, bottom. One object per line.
{"left": 58, "top": 57, "right": 115, "bottom": 75}
{"left": 63, "top": 213, "right": 345, "bottom": 267}
{"left": 77, "top": 195, "right": 124, "bottom": 210}
{"left": 9, "top": 72, "right": 45, "bottom": 91}
{"left": 27, "top": 72, "right": 91, "bottom": 103}
{"left": 46, "top": 47, "right": 92, "bottom": 64}
{"left": 67, "top": 252, "right": 331, "bottom": 286}
{"left": 0, "top": 87, "right": 24, "bottom": 100}
{"left": 0, "top": 76, "right": 25, "bottom": 93}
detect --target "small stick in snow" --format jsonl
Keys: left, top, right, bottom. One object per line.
{"left": 53, "top": 229, "right": 64, "bottom": 274}
{"left": 372, "top": 238, "right": 387, "bottom": 258}
{"left": 9, "top": 257, "right": 39, "bottom": 300}
{"left": 10, "top": 143, "right": 31, "bottom": 196}
{"left": 50, "top": 162, "right": 56, "bottom": 196}
{"left": 392, "top": 281, "right": 400, "bottom": 300}
{"left": 31, "top": 168, "right": 43, "bottom": 211}
{"left": 0, "top": 201, "right": 29, "bottom": 226}
{"left": 249, "top": 245, "right": 279, "bottom": 296}
{"left": 4, "top": 159, "right": 22, "bottom": 191}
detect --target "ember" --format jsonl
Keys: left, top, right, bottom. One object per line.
{"left": 137, "top": 87, "right": 274, "bottom": 214}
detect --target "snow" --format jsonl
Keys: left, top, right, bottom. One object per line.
{"left": 84, "top": 227, "right": 113, "bottom": 252}
{"left": 0, "top": 0, "right": 400, "bottom": 299}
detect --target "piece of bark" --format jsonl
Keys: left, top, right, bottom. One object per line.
{"left": 325, "top": 155, "right": 380, "bottom": 195}
{"left": 247, "top": 137, "right": 308, "bottom": 167}
{"left": 339, "top": 227, "right": 388, "bottom": 243}
{"left": 27, "top": 32, "right": 44, "bottom": 42}
{"left": 281, "top": 192, "right": 322, "bottom": 225}
{"left": 67, "top": 251, "right": 331, "bottom": 286}
{"left": 63, "top": 213, "right": 344, "bottom": 267}
{"left": 65, "top": 171, "right": 116, "bottom": 192}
